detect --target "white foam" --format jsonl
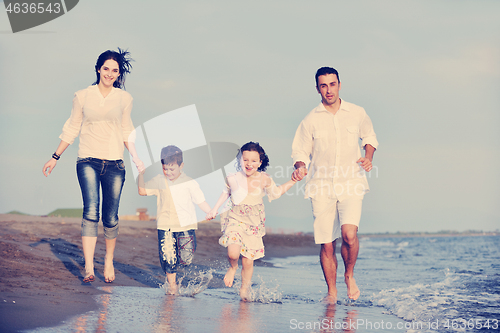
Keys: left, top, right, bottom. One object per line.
{"left": 232, "top": 275, "right": 283, "bottom": 304}
{"left": 160, "top": 269, "right": 214, "bottom": 297}
{"left": 372, "top": 268, "right": 499, "bottom": 327}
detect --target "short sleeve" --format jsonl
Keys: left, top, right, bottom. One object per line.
{"left": 264, "top": 176, "right": 282, "bottom": 202}
{"left": 144, "top": 176, "right": 162, "bottom": 196}
{"left": 189, "top": 180, "right": 206, "bottom": 205}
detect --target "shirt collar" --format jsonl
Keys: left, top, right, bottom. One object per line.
{"left": 167, "top": 172, "right": 188, "bottom": 185}
{"left": 314, "top": 99, "right": 349, "bottom": 113}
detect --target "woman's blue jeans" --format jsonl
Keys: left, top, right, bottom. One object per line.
{"left": 76, "top": 157, "right": 125, "bottom": 239}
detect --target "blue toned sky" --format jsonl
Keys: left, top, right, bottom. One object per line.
{"left": 0, "top": 0, "right": 499, "bottom": 233}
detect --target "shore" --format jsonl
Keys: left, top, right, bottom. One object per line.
{"left": 0, "top": 214, "right": 319, "bottom": 332}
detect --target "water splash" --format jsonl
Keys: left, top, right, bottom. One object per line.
{"left": 160, "top": 269, "right": 214, "bottom": 297}
{"left": 232, "top": 275, "right": 282, "bottom": 304}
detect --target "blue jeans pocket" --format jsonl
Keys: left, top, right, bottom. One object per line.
{"left": 115, "top": 160, "right": 125, "bottom": 170}
{"left": 178, "top": 232, "right": 196, "bottom": 265}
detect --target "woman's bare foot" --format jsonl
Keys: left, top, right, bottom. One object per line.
{"left": 83, "top": 265, "right": 95, "bottom": 283}
{"left": 224, "top": 266, "right": 238, "bottom": 287}
{"left": 104, "top": 257, "right": 115, "bottom": 283}
{"left": 83, "top": 266, "right": 95, "bottom": 283}
{"left": 345, "top": 276, "right": 360, "bottom": 300}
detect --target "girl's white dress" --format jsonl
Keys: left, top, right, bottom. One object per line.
{"left": 218, "top": 172, "right": 281, "bottom": 260}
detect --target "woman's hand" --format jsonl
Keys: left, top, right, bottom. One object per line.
{"left": 205, "top": 209, "right": 218, "bottom": 220}
{"left": 133, "top": 157, "right": 146, "bottom": 174}
{"left": 42, "top": 158, "right": 57, "bottom": 177}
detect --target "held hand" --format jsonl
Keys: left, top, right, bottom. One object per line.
{"left": 133, "top": 157, "right": 146, "bottom": 174}
{"left": 357, "top": 157, "right": 373, "bottom": 172}
{"left": 42, "top": 159, "right": 57, "bottom": 177}
{"left": 291, "top": 167, "right": 307, "bottom": 182}
{"left": 205, "top": 209, "right": 218, "bottom": 220}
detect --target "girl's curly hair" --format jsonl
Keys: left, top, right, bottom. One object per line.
{"left": 236, "top": 141, "right": 269, "bottom": 172}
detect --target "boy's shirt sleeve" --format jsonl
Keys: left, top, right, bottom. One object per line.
{"left": 144, "top": 175, "right": 162, "bottom": 196}
{"left": 189, "top": 180, "right": 206, "bottom": 205}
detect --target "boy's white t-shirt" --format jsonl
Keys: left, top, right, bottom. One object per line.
{"left": 144, "top": 172, "right": 206, "bottom": 231}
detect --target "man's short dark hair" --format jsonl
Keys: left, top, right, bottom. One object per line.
{"left": 160, "top": 145, "right": 183, "bottom": 166}
{"left": 315, "top": 67, "right": 340, "bottom": 86}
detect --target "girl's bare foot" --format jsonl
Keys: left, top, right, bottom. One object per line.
{"left": 224, "top": 266, "right": 238, "bottom": 287}
{"left": 104, "top": 257, "right": 115, "bottom": 283}
{"left": 345, "top": 276, "right": 360, "bottom": 300}
{"left": 239, "top": 283, "right": 251, "bottom": 301}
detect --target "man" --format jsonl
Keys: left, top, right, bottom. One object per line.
{"left": 291, "top": 67, "right": 378, "bottom": 302}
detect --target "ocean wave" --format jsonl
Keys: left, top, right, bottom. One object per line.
{"left": 372, "top": 268, "right": 500, "bottom": 328}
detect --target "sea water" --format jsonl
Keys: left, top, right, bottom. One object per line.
{"left": 25, "top": 235, "right": 500, "bottom": 333}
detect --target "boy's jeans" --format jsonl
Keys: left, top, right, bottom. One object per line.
{"left": 158, "top": 229, "right": 196, "bottom": 274}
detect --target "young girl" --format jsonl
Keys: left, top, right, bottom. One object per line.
{"left": 206, "top": 142, "right": 298, "bottom": 300}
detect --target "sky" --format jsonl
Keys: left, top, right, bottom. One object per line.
{"left": 0, "top": 0, "right": 499, "bottom": 233}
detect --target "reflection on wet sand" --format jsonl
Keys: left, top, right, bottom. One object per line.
{"left": 96, "top": 286, "right": 112, "bottom": 333}
{"left": 219, "top": 301, "right": 255, "bottom": 333}
{"left": 72, "top": 286, "right": 112, "bottom": 332}
{"left": 321, "top": 303, "right": 358, "bottom": 333}
{"left": 152, "top": 295, "right": 182, "bottom": 332}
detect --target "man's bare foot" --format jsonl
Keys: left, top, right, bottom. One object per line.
{"left": 345, "top": 276, "right": 360, "bottom": 300}
{"left": 104, "top": 257, "right": 115, "bottom": 283}
{"left": 322, "top": 293, "right": 337, "bottom": 304}
{"left": 224, "top": 266, "right": 238, "bottom": 287}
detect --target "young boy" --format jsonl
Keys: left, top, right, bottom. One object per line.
{"left": 138, "top": 145, "right": 211, "bottom": 294}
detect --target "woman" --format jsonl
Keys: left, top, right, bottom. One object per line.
{"left": 42, "top": 48, "right": 145, "bottom": 283}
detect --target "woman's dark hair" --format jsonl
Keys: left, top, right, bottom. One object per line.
{"left": 93, "top": 48, "right": 133, "bottom": 89}
{"left": 236, "top": 141, "right": 270, "bottom": 172}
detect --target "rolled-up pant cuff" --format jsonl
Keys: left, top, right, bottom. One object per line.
{"left": 81, "top": 218, "right": 98, "bottom": 237}
{"left": 103, "top": 224, "right": 119, "bottom": 239}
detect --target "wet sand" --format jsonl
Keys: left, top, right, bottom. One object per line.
{"left": 0, "top": 214, "right": 318, "bottom": 332}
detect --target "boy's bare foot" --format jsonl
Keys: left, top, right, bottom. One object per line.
{"left": 224, "top": 266, "right": 238, "bottom": 287}
{"left": 345, "top": 276, "right": 360, "bottom": 300}
{"left": 104, "top": 257, "right": 115, "bottom": 283}
{"left": 167, "top": 282, "right": 178, "bottom": 295}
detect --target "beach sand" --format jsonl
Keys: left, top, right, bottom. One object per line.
{"left": 0, "top": 214, "right": 318, "bottom": 332}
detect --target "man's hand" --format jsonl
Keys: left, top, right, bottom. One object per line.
{"left": 356, "top": 157, "right": 373, "bottom": 172}
{"left": 292, "top": 161, "right": 307, "bottom": 181}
